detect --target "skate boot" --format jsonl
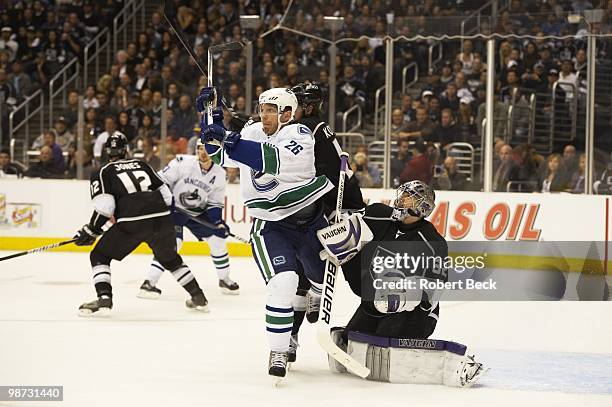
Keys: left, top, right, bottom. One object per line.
{"left": 78, "top": 295, "right": 113, "bottom": 317}
{"left": 288, "top": 334, "right": 299, "bottom": 363}
{"left": 268, "top": 351, "right": 288, "bottom": 383}
{"left": 186, "top": 292, "right": 209, "bottom": 312}
{"left": 219, "top": 277, "right": 240, "bottom": 295}
{"left": 137, "top": 280, "right": 162, "bottom": 299}
{"left": 305, "top": 291, "right": 321, "bottom": 323}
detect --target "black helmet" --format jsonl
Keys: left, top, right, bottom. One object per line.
{"left": 105, "top": 132, "right": 128, "bottom": 159}
{"left": 291, "top": 82, "right": 324, "bottom": 114}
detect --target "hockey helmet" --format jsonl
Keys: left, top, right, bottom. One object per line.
{"left": 258, "top": 87, "right": 298, "bottom": 126}
{"left": 105, "top": 132, "right": 128, "bottom": 159}
{"left": 392, "top": 180, "right": 436, "bottom": 220}
{"left": 291, "top": 82, "right": 324, "bottom": 113}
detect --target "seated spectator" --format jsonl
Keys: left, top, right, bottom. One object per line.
{"left": 433, "top": 156, "right": 469, "bottom": 191}
{"left": 226, "top": 167, "right": 240, "bottom": 184}
{"left": 500, "top": 69, "right": 521, "bottom": 103}
{"left": 0, "top": 26, "right": 18, "bottom": 63}
{"left": 558, "top": 59, "right": 577, "bottom": 100}
{"left": 170, "top": 94, "right": 198, "bottom": 141}
{"left": 93, "top": 116, "right": 125, "bottom": 163}
{"left": 562, "top": 144, "right": 578, "bottom": 178}
{"left": 457, "top": 40, "right": 476, "bottom": 75}
{"left": 440, "top": 82, "right": 460, "bottom": 112}
{"left": 141, "top": 136, "right": 160, "bottom": 171}
{"left": 400, "top": 142, "right": 433, "bottom": 185}
{"left": 61, "top": 89, "right": 80, "bottom": 129}
{"left": 435, "top": 108, "right": 460, "bottom": 147}
{"left": 0, "top": 148, "right": 23, "bottom": 177}
{"left": 351, "top": 151, "right": 381, "bottom": 188}
{"left": 65, "top": 143, "right": 94, "bottom": 180}
{"left": 398, "top": 107, "right": 436, "bottom": 141}
{"left": 390, "top": 139, "right": 412, "bottom": 188}
{"left": 32, "top": 131, "right": 65, "bottom": 171}
{"left": 118, "top": 110, "right": 137, "bottom": 142}
{"left": 439, "top": 61, "right": 454, "bottom": 87}
{"left": 568, "top": 153, "right": 586, "bottom": 194}
{"left": 390, "top": 108, "right": 409, "bottom": 139}
{"left": 493, "top": 144, "right": 520, "bottom": 192}
{"left": 50, "top": 116, "right": 74, "bottom": 151}
{"left": 25, "top": 146, "right": 64, "bottom": 179}
{"left": 8, "top": 60, "right": 31, "bottom": 101}
{"left": 137, "top": 114, "right": 160, "bottom": 142}
{"left": 539, "top": 153, "right": 568, "bottom": 193}
{"left": 83, "top": 85, "right": 99, "bottom": 109}
{"left": 400, "top": 94, "right": 416, "bottom": 123}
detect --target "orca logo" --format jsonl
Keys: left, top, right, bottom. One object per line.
{"left": 251, "top": 168, "right": 279, "bottom": 192}
{"left": 272, "top": 256, "right": 286, "bottom": 266}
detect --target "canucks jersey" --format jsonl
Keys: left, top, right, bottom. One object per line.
{"left": 158, "top": 155, "right": 226, "bottom": 217}
{"left": 209, "top": 121, "right": 333, "bottom": 221}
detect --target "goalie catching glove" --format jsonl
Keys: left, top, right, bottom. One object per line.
{"left": 317, "top": 213, "right": 373, "bottom": 265}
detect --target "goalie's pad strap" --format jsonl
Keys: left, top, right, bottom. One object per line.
{"left": 348, "top": 331, "right": 467, "bottom": 356}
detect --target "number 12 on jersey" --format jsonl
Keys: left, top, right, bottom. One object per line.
{"left": 117, "top": 171, "right": 152, "bottom": 193}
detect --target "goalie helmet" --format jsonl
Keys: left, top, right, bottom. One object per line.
{"left": 392, "top": 180, "right": 436, "bottom": 220}
{"left": 105, "top": 132, "right": 128, "bottom": 159}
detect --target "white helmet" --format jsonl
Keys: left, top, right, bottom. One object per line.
{"left": 258, "top": 87, "right": 298, "bottom": 135}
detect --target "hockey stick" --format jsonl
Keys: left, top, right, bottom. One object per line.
{"left": 174, "top": 207, "right": 250, "bottom": 244}
{"left": 0, "top": 238, "right": 78, "bottom": 262}
{"left": 162, "top": 1, "right": 244, "bottom": 122}
{"left": 316, "top": 152, "right": 371, "bottom": 378}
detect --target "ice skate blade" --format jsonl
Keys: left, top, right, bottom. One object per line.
{"left": 187, "top": 304, "right": 210, "bottom": 313}
{"left": 271, "top": 375, "right": 286, "bottom": 387}
{"left": 77, "top": 307, "right": 111, "bottom": 318}
{"left": 137, "top": 290, "right": 161, "bottom": 300}
{"left": 220, "top": 287, "right": 240, "bottom": 296}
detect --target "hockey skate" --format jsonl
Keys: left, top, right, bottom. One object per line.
{"left": 219, "top": 278, "right": 240, "bottom": 295}
{"left": 458, "top": 355, "right": 488, "bottom": 387}
{"left": 137, "top": 280, "right": 162, "bottom": 299}
{"left": 288, "top": 334, "right": 299, "bottom": 364}
{"left": 305, "top": 291, "right": 320, "bottom": 323}
{"left": 268, "top": 351, "right": 288, "bottom": 385}
{"left": 78, "top": 295, "right": 113, "bottom": 317}
{"left": 186, "top": 293, "right": 209, "bottom": 312}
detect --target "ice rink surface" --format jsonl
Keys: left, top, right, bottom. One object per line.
{"left": 0, "top": 251, "right": 611, "bottom": 407}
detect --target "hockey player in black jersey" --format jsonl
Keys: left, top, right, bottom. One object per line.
{"left": 73, "top": 133, "right": 209, "bottom": 316}
{"left": 317, "top": 181, "right": 486, "bottom": 387}
{"left": 287, "top": 82, "right": 366, "bottom": 362}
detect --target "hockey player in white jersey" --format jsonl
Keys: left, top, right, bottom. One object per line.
{"left": 197, "top": 86, "right": 333, "bottom": 381}
{"left": 137, "top": 139, "right": 239, "bottom": 298}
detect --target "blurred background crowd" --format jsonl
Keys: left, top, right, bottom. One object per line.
{"left": 1, "top": 0, "right": 612, "bottom": 194}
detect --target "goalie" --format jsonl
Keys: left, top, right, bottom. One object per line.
{"left": 317, "top": 180, "right": 487, "bottom": 387}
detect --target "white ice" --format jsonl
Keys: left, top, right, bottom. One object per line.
{"left": 0, "top": 251, "right": 611, "bottom": 407}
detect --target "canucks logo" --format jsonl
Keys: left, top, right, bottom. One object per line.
{"left": 251, "top": 169, "right": 279, "bottom": 192}
{"left": 179, "top": 188, "right": 205, "bottom": 210}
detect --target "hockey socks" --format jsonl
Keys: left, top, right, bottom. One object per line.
{"left": 266, "top": 272, "right": 298, "bottom": 353}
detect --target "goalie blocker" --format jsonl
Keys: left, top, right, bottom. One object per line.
{"left": 328, "top": 329, "right": 486, "bottom": 387}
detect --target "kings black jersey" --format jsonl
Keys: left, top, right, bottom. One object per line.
{"left": 295, "top": 116, "right": 366, "bottom": 215}
{"left": 90, "top": 158, "right": 170, "bottom": 222}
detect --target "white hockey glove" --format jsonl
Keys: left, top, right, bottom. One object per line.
{"left": 317, "top": 213, "right": 373, "bottom": 265}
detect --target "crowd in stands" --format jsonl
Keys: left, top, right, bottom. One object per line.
{"left": 1, "top": 0, "right": 611, "bottom": 194}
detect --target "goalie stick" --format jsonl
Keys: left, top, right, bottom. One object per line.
{"left": 316, "top": 152, "right": 370, "bottom": 378}
{"left": 0, "top": 238, "right": 78, "bottom": 262}
{"left": 174, "top": 207, "right": 250, "bottom": 244}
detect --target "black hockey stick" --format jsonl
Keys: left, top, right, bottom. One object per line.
{"left": 174, "top": 207, "right": 250, "bottom": 244}
{"left": 316, "top": 152, "right": 370, "bottom": 378}
{"left": 0, "top": 238, "right": 78, "bottom": 262}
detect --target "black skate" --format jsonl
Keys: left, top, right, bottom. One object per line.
{"left": 305, "top": 291, "right": 320, "bottom": 323}
{"left": 219, "top": 278, "right": 240, "bottom": 295}
{"left": 268, "top": 351, "right": 288, "bottom": 382}
{"left": 78, "top": 295, "right": 113, "bottom": 317}
{"left": 288, "top": 334, "right": 299, "bottom": 363}
{"left": 137, "top": 280, "right": 162, "bottom": 299}
{"left": 186, "top": 292, "right": 209, "bottom": 312}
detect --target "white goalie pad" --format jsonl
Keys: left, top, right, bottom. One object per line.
{"left": 317, "top": 213, "right": 373, "bottom": 265}
{"left": 329, "top": 330, "right": 487, "bottom": 388}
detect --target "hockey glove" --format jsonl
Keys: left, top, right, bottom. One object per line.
{"left": 317, "top": 213, "right": 373, "bottom": 265}
{"left": 196, "top": 86, "right": 219, "bottom": 113}
{"left": 201, "top": 123, "right": 241, "bottom": 149}
{"left": 211, "top": 221, "right": 230, "bottom": 239}
{"left": 74, "top": 224, "right": 100, "bottom": 246}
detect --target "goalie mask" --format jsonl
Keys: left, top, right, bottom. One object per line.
{"left": 392, "top": 181, "right": 436, "bottom": 220}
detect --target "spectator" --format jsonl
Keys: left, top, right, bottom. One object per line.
{"left": 137, "top": 114, "right": 160, "bottom": 143}
{"left": 65, "top": 143, "right": 94, "bottom": 180}
{"left": 93, "top": 116, "right": 124, "bottom": 162}
{"left": 390, "top": 108, "right": 409, "bottom": 139}
{"left": 25, "top": 146, "right": 64, "bottom": 179}
{"left": 141, "top": 136, "right": 160, "bottom": 171}
{"left": 32, "top": 131, "right": 65, "bottom": 170}
{"left": 400, "top": 94, "right": 416, "bottom": 123}
{"left": 336, "top": 65, "right": 365, "bottom": 112}
{"left": 400, "top": 142, "right": 434, "bottom": 185}
{"left": 435, "top": 108, "right": 460, "bottom": 146}
{"left": 0, "top": 148, "right": 23, "bottom": 177}
{"left": 399, "top": 107, "right": 436, "bottom": 141}
{"left": 0, "top": 26, "right": 18, "bottom": 62}
{"left": 351, "top": 151, "right": 381, "bottom": 188}
{"left": 440, "top": 82, "right": 460, "bottom": 111}
{"left": 96, "top": 91, "right": 118, "bottom": 122}
{"left": 433, "top": 156, "right": 469, "bottom": 191}
{"left": 558, "top": 59, "right": 577, "bottom": 100}
{"left": 171, "top": 94, "right": 198, "bottom": 141}
{"left": 562, "top": 144, "right": 578, "bottom": 177}
{"left": 50, "top": 117, "right": 74, "bottom": 151}
{"left": 568, "top": 153, "right": 586, "bottom": 193}
{"left": 493, "top": 144, "right": 520, "bottom": 192}
{"left": 440, "top": 61, "right": 454, "bottom": 87}
{"left": 61, "top": 89, "right": 80, "bottom": 129}
{"left": 457, "top": 40, "right": 476, "bottom": 75}
{"left": 226, "top": 167, "right": 240, "bottom": 184}
{"left": 83, "top": 85, "right": 99, "bottom": 109}
{"left": 8, "top": 60, "right": 32, "bottom": 101}
{"left": 390, "top": 139, "right": 412, "bottom": 187}
{"left": 118, "top": 111, "right": 137, "bottom": 142}
{"left": 539, "top": 153, "right": 568, "bottom": 192}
